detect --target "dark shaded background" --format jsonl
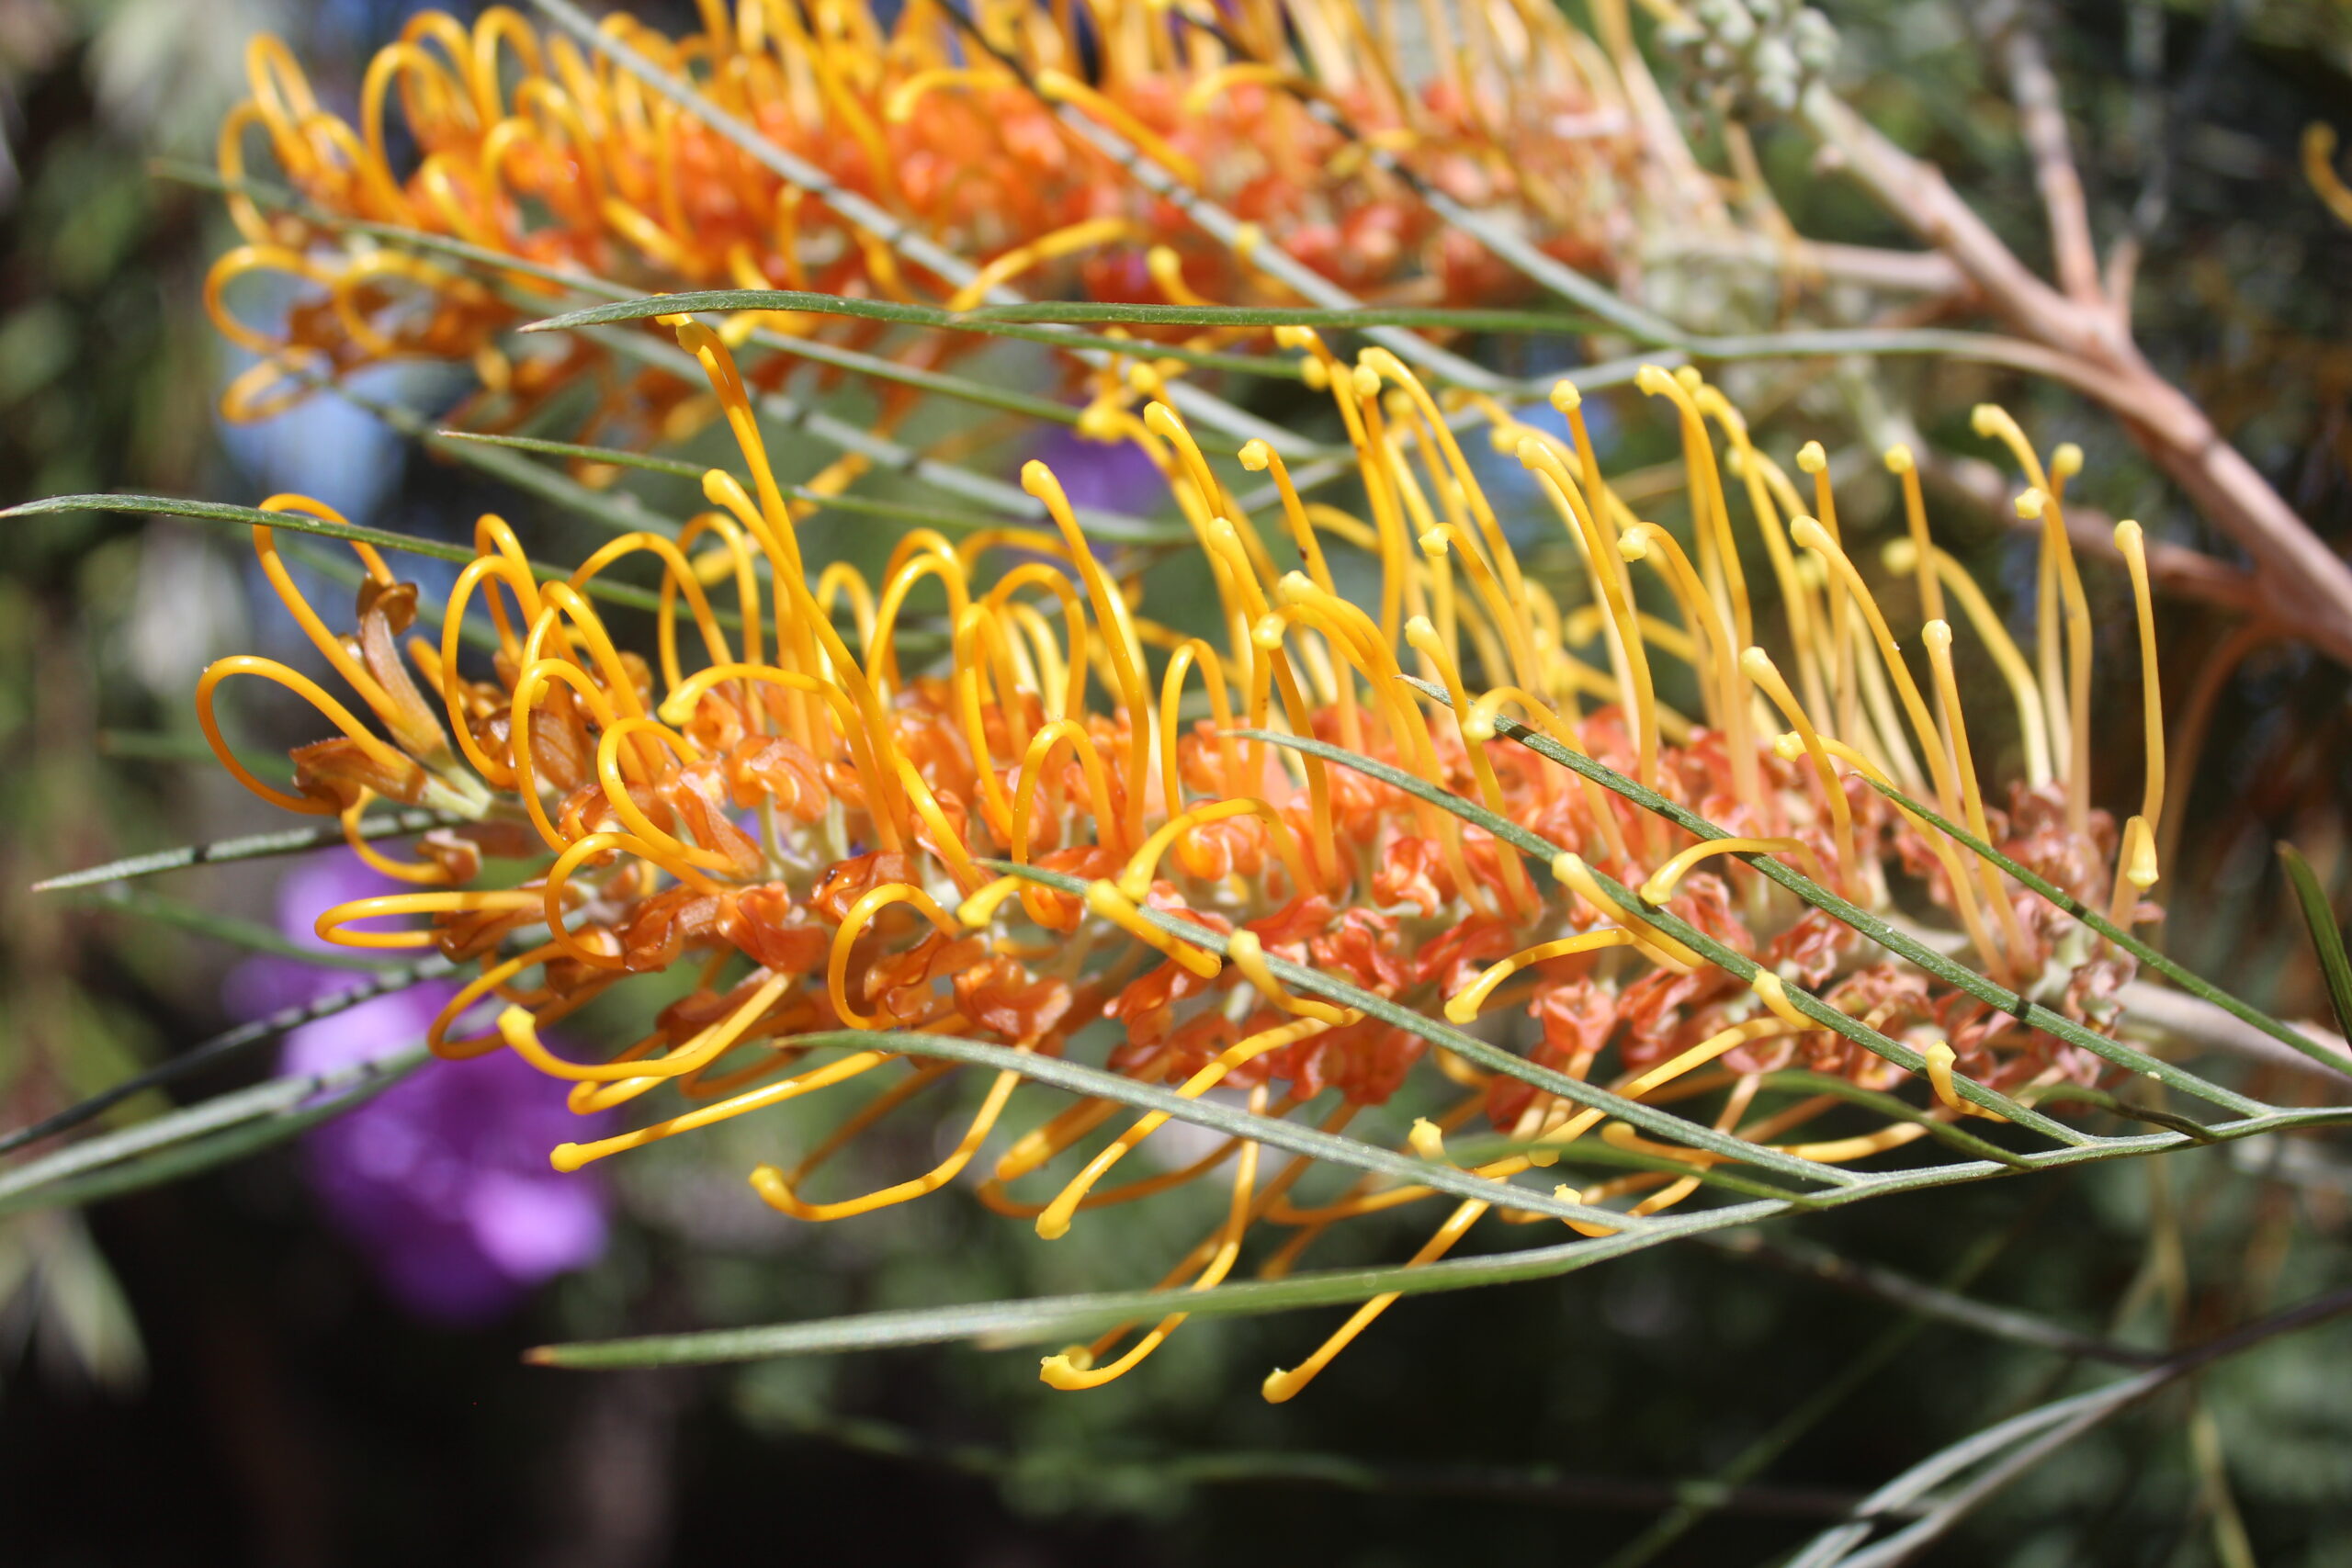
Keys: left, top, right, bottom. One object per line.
{"left": 3, "top": 1, "right": 2349, "bottom": 1563}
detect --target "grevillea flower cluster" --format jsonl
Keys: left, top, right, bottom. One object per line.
{"left": 209, "top": 0, "right": 1634, "bottom": 440}
{"left": 200, "top": 322, "right": 2169, "bottom": 1398}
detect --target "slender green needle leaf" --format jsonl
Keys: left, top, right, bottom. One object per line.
{"left": 435, "top": 429, "right": 1023, "bottom": 536}
{"left": 99, "top": 728, "right": 287, "bottom": 778}
{"left": 0, "top": 1049, "right": 428, "bottom": 1216}
{"left": 1233, "top": 727, "right": 2075, "bottom": 1141}
{"left": 67, "top": 885, "right": 402, "bottom": 971}
{"left": 0, "top": 959, "right": 458, "bottom": 1157}
{"left": 753, "top": 1032, "right": 1649, "bottom": 1232}
{"left": 526, "top": 1195, "right": 1792, "bottom": 1369}
{"left": 1378, "top": 689, "right": 2274, "bottom": 1120}
{"left": 2279, "top": 841, "right": 2352, "bottom": 1042}
{"left": 1840, "top": 761, "right": 2345, "bottom": 1077}
{"left": 982, "top": 860, "right": 1866, "bottom": 1187}
{"left": 33, "top": 812, "right": 464, "bottom": 893}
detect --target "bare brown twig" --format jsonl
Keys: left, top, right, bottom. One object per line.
{"left": 1798, "top": 81, "right": 2352, "bottom": 666}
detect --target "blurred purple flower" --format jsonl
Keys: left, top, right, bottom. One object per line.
{"left": 1030, "top": 423, "right": 1165, "bottom": 519}
{"left": 225, "top": 852, "right": 612, "bottom": 1326}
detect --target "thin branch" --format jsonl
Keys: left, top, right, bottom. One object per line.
{"left": 1985, "top": 0, "right": 2105, "bottom": 307}
{"left": 1800, "top": 84, "right": 2352, "bottom": 667}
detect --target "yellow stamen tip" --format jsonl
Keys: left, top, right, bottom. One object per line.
{"left": 1796, "top": 441, "right": 1827, "bottom": 475}
{"left": 1550, "top": 380, "right": 1582, "bottom": 412}
{"left": 2114, "top": 518, "right": 2143, "bottom": 550}
{"left": 1350, "top": 365, "right": 1381, "bottom": 399}
{"left": 1673, "top": 366, "right": 1703, "bottom": 390}
{"left": 1790, "top": 517, "right": 1831, "bottom": 552}
{"left": 2015, "top": 489, "right": 2046, "bottom": 520}
{"left": 549, "top": 1144, "right": 588, "bottom": 1173}
{"left": 1262, "top": 1367, "right": 1306, "bottom": 1404}
{"left": 1923, "top": 619, "right": 1953, "bottom": 652}
{"left": 2125, "top": 814, "right": 2160, "bottom": 890}
{"left": 1883, "top": 444, "right": 1916, "bottom": 475}
{"left": 1970, "top": 403, "right": 2001, "bottom": 437}
{"left": 1552, "top": 1184, "right": 1582, "bottom": 1204}
{"left": 1882, "top": 538, "right": 1920, "bottom": 573}
{"left": 1238, "top": 439, "right": 1272, "bottom": 472}
{"left": 1408, "top": 1118, "right": 1447, "bottom": 1161}
{"left": 1418, "top": 528, "right": 1449, "bottom": 558}
{"left": 1550, "top": 851, "right": 1583, "bottom": 884}
{"left": 1618, "top": 532, "right": 1651, "bottom": 562}
{"left": 1773, "top": 730, "right": 1806, "bottom": 761}
{"left": 2052, "top": 443, "right": 2085, "bottom": 479}
{"left": 1634, "top": 364, "right": 1675, "bottom": 395}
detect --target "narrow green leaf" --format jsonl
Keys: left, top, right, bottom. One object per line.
{"left": 1377, "top": 688, "right": 2275, "bottom": 1120}
{"left": 34, "top": 812, "right": 464, "bottom": 893}
{"left": 526, "top": 1195, "right": 1787, "bottom": 1369}
{"left": 0, "top": 1049, "right": 427, "bottom": 1217}
{"left": 1837, "top": 754, "right": 2347, "bottom": 1078}
{"left": 741, "top": 1032, "right": 1651, "bottom": 1233}
{"left": 2278, "top": 842, "right": 2352, "bottom": 1042}
{"left": 0, "top": 958, "right": 457, "bottom": 1157}
{"left": 984, "top": 860, "right": 1866, "bottom": 1188}
{"left": 1232, "top": 727, "right": 2072, "bottom": 1144}
{"left": 63, "top": 885, "right": 406, "bottom": 972}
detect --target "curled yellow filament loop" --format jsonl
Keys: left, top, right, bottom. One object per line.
{"left": 752, "top": 1046, "right": 1034, "bottom": 1221}
{"left": 1025, "top": 461, "right": 1152, "bottom": 853}
{"left": 1040, "top": 1085, "right": 1272, "bottom": 1391}
{"left": 1224, "top": 931, "right": 1359, "bottom": 1026}
{"left": 315, "top": 889, "right": 542, "bottom": 950}
{"left": 1639, "top": 838, "right": 1829, "bottom": 908}
{"left": 548, "top": 1043, "right": 899, "bottom": 1173}
{"left": 1444, "top": 929, "right": 1637, "bottom": 1025}
{"left": 1082, "top": 880, "right": 1224, "bottom": 981}
{"left": 1119, "top": 798, "right": 1315, "bottom": 906}
{"left": 659, "top": 664, "right": 906, "bottom": 854}
{"left": 1012, "top": 719, "right": 1125, "bottom": 864}
{"left": 594, "top": 717, "right": 743, "bottom": 873}
{"left": 1035, "top": 1014, "right": 1330, "bottom": 1241}
{"left": 196, "top": 655, "right": 423, "bottom": 817}
{"left": 1738, "top": 648, "right": 1857, "bottom": 889}
{"left": 827, "top": 883, "right": 961, "bottom": 1031}
{"left": 1550, "top": 852, "right": 1706, "bottom": 972}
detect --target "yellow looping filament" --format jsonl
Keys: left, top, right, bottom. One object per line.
{"left": 1444, "top": 929, "right": 1636, "bottom": 1025}
{"left": 1082, "top": 880, "right": 1222, "bottom": 982}
{"left": 1224, "top": 930, "right": 1357, "bottom": 1026}
{"left": 1035, "top": 1014, "right": 1329, "bottom": 1241}
{"left": 1639, "top": 838, "right": 1828, "bottom": 908}
{"left": 828, "top": 883, "right": 962, "bottom": 1030}
{"left": 1549, "top": 852, "right": 1705, "bottom": 972}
